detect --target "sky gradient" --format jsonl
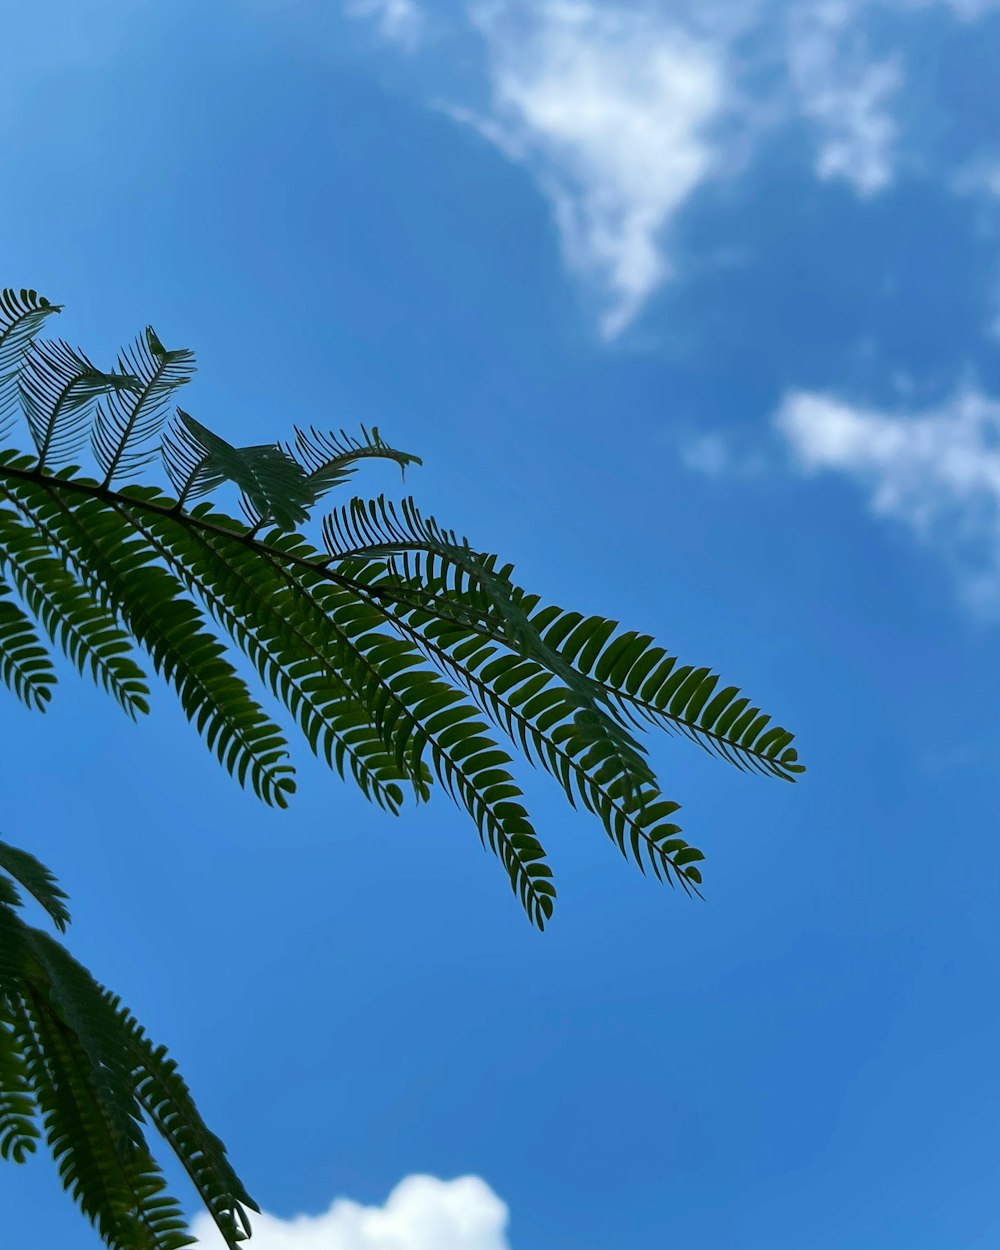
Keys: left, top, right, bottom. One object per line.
{"left": 4, "top": 1, "right": 1000, "bottom": 1247}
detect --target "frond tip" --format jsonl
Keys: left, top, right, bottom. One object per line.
{"left": 284, "top": 424, "right": 422, "bottom": 499}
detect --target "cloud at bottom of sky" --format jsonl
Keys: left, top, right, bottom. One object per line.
{"left": 191, "top": 1174, "right": 510, "bottom": 1250}
{"left": 192, "top": 1170, "right": 512, "bottom": 1250}
{"left": 774, "top": 386, "right": 1000, "bottom": 612}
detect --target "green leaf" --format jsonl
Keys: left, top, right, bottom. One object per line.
{"left": 170, "top": 411, "right": 313, "bottom": 529}
{"left": 0, "top": 289, "right": 62, "bottom": 438}
{"left": 0, "top": 582, "right": 55, "bottom": 710}
{"left": 285, "top": 424, "right": 421, "bottom": 501}
{"left": 0, "top": 839, "right": 70, "bottom": 931}
{"left": 93, "top": 327, "right": 195, "bottom": 485}
{"left": 0, "top": 290, "right": 804, "bottom": 930}
{"left": 0, "top": 845, "right": 255, "bottom": 1248}
{"left": 20, "top": 340, "right": 139, "bottom": 469}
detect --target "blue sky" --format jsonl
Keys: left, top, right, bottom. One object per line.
{"left": 4, "top": 0, "right": 1000, "bottom": 1246}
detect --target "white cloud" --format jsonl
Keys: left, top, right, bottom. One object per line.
{"left": 192, "top": 1175, "right": 510, "bottom": 1250}
{"left": 787, "top": 1, "right": 902, "bottom": 197}
{"left": 775, "top": 388, "right": 1000, "bottom": 610}
{"left": 424, "top": 0, "right": 999, "bottom": 334}
{"left": 345, "top": 0, "right": 424, "bottom": 48}
{"left": 452, "top": 2, "right": 729, "bottom": 338}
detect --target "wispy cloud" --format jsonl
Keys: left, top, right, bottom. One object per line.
{"left": 192, "top": 1174, "right": 509, "bottom": 1249}
{"left": 380, "top": 0, "right": 1000, "bottom": 336}
{"left": 950, "top": 152, "right": 1000, "bottom": 201}
{"left": 775, "top": 387, "right": 1000, "bottom": 611}
{"left": 345, "top": 0, "right": 424, "bottom": 48}
{"left": 951, "top": 153, "right": 1000, "bottom": 338}
{"left": 680, "top": 431, "right": 733, "bottom": 477}
{"left": 679, "top": 429, "right": 767, "bottom": 477}
{"left": 787, "top": 1, "right": 902, "bottom": 197}
{"left": 450, "top": 2, "right": 729, "bottom": 338}
{"left": 423, "top": 0, "right": 1000, "bottom": 335}
{"left": 920, "top": 0, "right": 1000, "bottom": 18}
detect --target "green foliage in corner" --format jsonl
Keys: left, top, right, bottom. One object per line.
{"left": 0, "top": 837, "right": 256, "bottom": 1250}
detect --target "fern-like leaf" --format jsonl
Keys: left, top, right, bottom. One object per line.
{"left": 0, "top": 287, "right": 803, "bottom": 922}
{"left": 170, "top": 411, "right": 313, "bottom": 529}
{"left": 3, "top": 478, "right": 294, "bottom": 805}
{"left": 0, "top": 839, "right": 256, "bottom": 1249}
{"left": 20, "top": 341, "right": 139, "bottom": 470}
{"left": 0, "top": 504, "right": 149, "bottom": 716}
{"left": 140, "top": 503, "right": 414, "bottom": 812}
{"left": 0, "top": 289, "right": 62, "bottom": 438}
{"left": 93, "top": 328, "right": 195, "bottom": 486}
{"left": 284, "top": 424, "right": 421, "bottom": 500}
{"left": 0, "top": 581, "right": 55, "bottom": 710}
{"left": 0, "top": 1000, "right": 40, "bottom": 1163}
{"left": 0, "top": 839, "right": 70, "bottom": 931}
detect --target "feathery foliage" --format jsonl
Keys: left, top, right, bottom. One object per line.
{"left": 0, "top": 286, "right": 803, "bottom": 925}
{"left": 0, "top": 286, "right": 804, "bottom": 1245}
{"left": 0, "top": 837, "right": 256, "bottom": 1249}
